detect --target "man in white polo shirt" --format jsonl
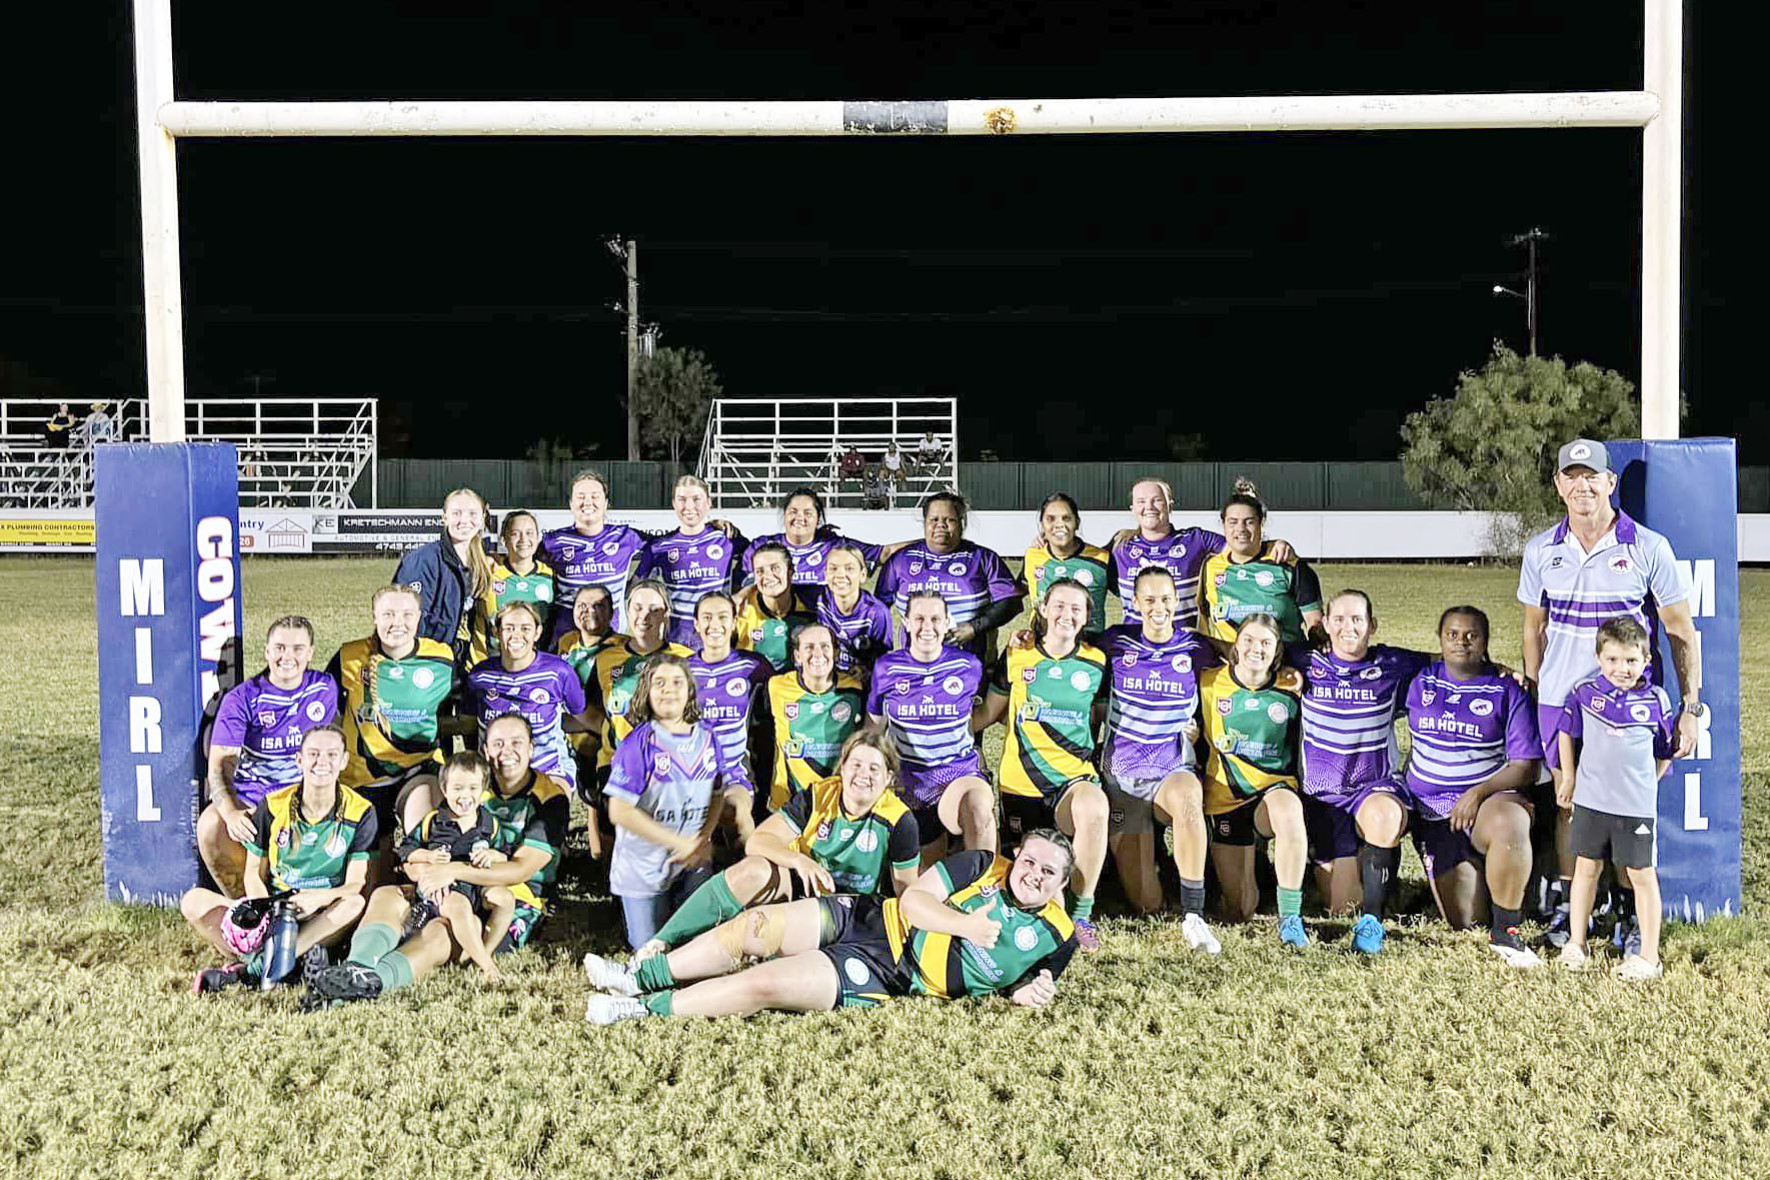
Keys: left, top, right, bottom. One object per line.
{"left": 1517, "top": 437, "right": 1703, "bottom": 947}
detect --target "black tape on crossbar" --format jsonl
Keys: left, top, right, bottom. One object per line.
{"left": 842, "top": 101, "right": 949, "bottom": 134}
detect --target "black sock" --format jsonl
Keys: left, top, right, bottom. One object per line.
{"left": 1358, "top": 843, "right": 1398, "bottom": 918}
{"left": 1612, "top": 886, "right": 1636, "bottom": 925}
{"left": 1179, "top": 878, "right": 1206, "bottom": 919}
{"left": 1490, "top": 905, "right": 1525, "bottom": 946}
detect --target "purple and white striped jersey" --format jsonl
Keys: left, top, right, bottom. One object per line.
{"left": 865, "top": 648, "right": 985, "bottom": 806}
{"left": 743, "top": 528, "right": 883, "bottom": 588}
{"left": 1109, "top": 527, "right": 1226, "bottom": 623}
{"left": 874, "top": 541, "right": 1020, "bottom": 631}
{"left": 1516, "top": 511, "right": 1689, "bottom": 707}
{"left": 818, "top": 588, "right": 896, "bottom": 675}
{"left": 688, "top": 649, "right": 771, "bottom": 794}
{"left": 1293, "top": 643, "right": 1431, "bottom": 798}
{"left": 540, "top": 524, "right": 650, "bottom": 641}
{"left": 1100, "top": 625, "right": 1216, "bottom": 781}
{"left": 638, "top": 528, "right": 748, "bottom": 648}
{"left": 1552, "top": 675, "right": 1676, "bottom": 819}
{"left": 467, "top": 653, "right": 587, "bottom": 789}
{"left": 1402, "top": 663, "right": 1540, "bottom": 818}
{"left": 210, "top": 670, "right": 340, "bottom": 807}
{"left": 605, "top": 721, "right": 731, "bottom": 896}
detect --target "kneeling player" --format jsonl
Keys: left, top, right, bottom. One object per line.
{"left": 583, "top": 830, "right": 1079, "bottom": 1022}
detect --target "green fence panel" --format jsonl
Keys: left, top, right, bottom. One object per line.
{"left": 1739, "top": 466, "right": 1769, "bottom": 513}
{"left": 961, "top": 463, "right": 1022, "bottom": 511}
{"left": 1326, "top": 462, "right": 1424, "bottom": 510}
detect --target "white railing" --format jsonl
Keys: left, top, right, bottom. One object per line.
{"left": 696, "top": 398, "right": 958, "bottom": 510}
{"left": 0, "top": 398, "right": 377, "bottom": 509}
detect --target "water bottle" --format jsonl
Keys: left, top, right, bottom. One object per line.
{"left": 259, "top": 899, "right": 299, "bottom": 989}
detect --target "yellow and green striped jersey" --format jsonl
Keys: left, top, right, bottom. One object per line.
{"left": 883, "top": 852, "right": 1076, "bottom": 999}
{"left": 1022, "top": 541, "right": 1111, "bottom": 630}
{"left": 1198, "top": 543, "right": 1321, "bottom": 642}
{"left": 1198, "top": 663, "right": 1304, "bottom": 815}
{"left": 989, "top": 637, "right": 1107, "bottom": 799}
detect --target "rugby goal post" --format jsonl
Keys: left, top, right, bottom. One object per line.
{"left": 110, "top": 0, "right": 1735, "bottom": 920}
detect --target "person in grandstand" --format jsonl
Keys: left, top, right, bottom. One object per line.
{"left": 605, "top": 655, "right": 752, "bottom": 949}
{"left": 587, "top": 727, "right": 919, "bottom": 974}
{"left": 742, "top": 486, "right": 882, "bottom": 589}
{"left": 1022, "top": 493, "right": 1111, "bottom": 637}
{"left": 583, "top": 829, "right": 1077, "bottom": 1023}
{"left": 639, "top": 475, "right": 748, "bottom": 649}
{"left": 881, "top": 443, "right": 904, "bottom": 491}
{"left": 540, "top": 469, "right": 652, "bottom": 645}
{"left": 1401, "top": 606, "right": 1543, "bottom": 967}
{"left": 867, "top": 590, "right": 996, "bottom": 864}
{"left": 1289, "top": 589, "right": 1426, "bottom": 955}
{"left": 184, "top": 726, "right": 372, "bottom": 992}
{"left": 465, "top": 600, "right": 587, "bottom": 797}
{"left": 688, "top": 591, "right": 774, "bottom": 813}
{"left": 391, "top": 751, "right": 517, "bottom": 982}
{"left": 973, "top": 579, "right": 1110, "bottom": 951}
{"left": 308, "top": 713, "right": 568, "bottom": 1004}
{"left": 580, "top": 578, "right": 693, "bottom": 790}
{"left": 1110, "top": 476, "right": 1294, "bottom": 625}
{"left": 472, "top": 509, "right": 555, "bottom": 664}
{"left": 198, "top": 616, "right": 339, "bottom": 896}
{"left": 875, "top": 491, "right": 1022, "bottom": 657}
{"left": 765, "top": 621, "right": 867, "bottom": 810}
{"left": 1518, "top": 438, "right": 1700, "bottom": 949}
{"left": 732, "top": 542, "right": 819, "bottom": 671}
{"left": 1099, "top": 566, "right": 1223, "bottom": 954}
{"left": 1200, "top": 614, "right": 1311, "bottom": 947}
{"left": 393, "top": 486, "right": 492, "bottom": 669}
{"left": 1198, "top": 479, "right": 1322, "bottom": 642}
{"left": 915, "top": 430, "right": 944, "bottom": 473}
{"left": 816, "top": 541, "right": 895, "bottom": 679}
{"left": 327, "top": 585, "right": 456, "bottom": 843}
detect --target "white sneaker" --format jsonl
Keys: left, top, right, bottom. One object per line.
{"left": 1490, "top": 942, "right": 1545, "bottom": 970}
{"left": 1557, "top": 944, "right": 1591, "bottom": 972}
{"left": 1182, "top": 912, "right": 1222, "bottom": 956}
{"left": 582, "top": 952, "right": 641, "bottom": 997}
{"left": 1614, "top": 954, "right": 1663, "bottom": 983}
{"left": 585, "top": 993, "right": 650, "bottom": 1025}
{"left": 631, "top": 938, "right": 668, "bottom": 964}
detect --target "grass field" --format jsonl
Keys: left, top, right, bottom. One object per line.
{"left": 2, "top": 557, "right": 1767, "bottom": 1179}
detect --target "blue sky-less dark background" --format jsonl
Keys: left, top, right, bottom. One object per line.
{"left": 0, "top": 2, "right": 1737, "bottom": 460}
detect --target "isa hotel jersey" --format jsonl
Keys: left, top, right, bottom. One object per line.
{"left": 540, "top": 523, "right": 651, "bottom": 641}
{"left": 639, "top": 527, "right": 747, "bottom": 648}
{"left": 1110, "top": 527, "right": 1226, "bottom": 624}
{"left": 867, "top": 648, "right": 986, "bottom": 807}
{"left": 875, "top": 542, "right": 1021, "bottom": 633}
{"left": 467, "top": 653, "right": 587, "bottom": 789}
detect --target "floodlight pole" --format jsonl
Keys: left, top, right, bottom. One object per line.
{"left": 1641, "top": 0, "right": 1683, "bottom": 440}
{"left": 133, "top": 0, "right": 186, "bottom": 443}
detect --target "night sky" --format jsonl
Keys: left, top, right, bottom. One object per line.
{"left": 1, "top": 2, "right": 1737, "bottom": 462}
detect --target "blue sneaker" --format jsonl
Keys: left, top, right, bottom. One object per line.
{"left": 1351, "top": 913, "right": 1386, "bottom": 955}
{"left": 1277, "top": 915, "right": 1308, "bottom": 948}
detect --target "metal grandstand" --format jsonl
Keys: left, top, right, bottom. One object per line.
{"left": 695, "top": 397, "right": 958, "bottom": 509}
{"left": 0, "top": 398, "right": 378, "bottom": 509}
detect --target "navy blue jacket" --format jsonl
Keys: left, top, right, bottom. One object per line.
{"left": 394, "top": 535, "right": 474, "bottom": 667}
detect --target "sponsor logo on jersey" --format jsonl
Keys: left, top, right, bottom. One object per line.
{"left": 832, "top": 701, "right": 853, "bottom": 722}
{"left": 1549, "top": 555, "right": 1564, "bottom": 568}
{"left": 258, "top": 711, "right": 276, "bottom": 727}
{"left": 1214, "top": 572, "right": 1227, "bottom": 587}
{"left": 896, "top": 680, "right": 912, "bottom": 695}
{"left": 1022, "top": 667, "right": 1038, "bottom": 684}
{"left": 1014, "top": 926, "right": 1039, "bottom": 951}
{"left": 1266, "top": 701, "right": 1290, "bottom": 723}
{"left": 1448, "top": 694, "right": 1461, "bottom": 705}
{"left": 493, "top": 579, "right": 508, "bottom": 595}
{"left": 1121, "top": 653, "right": 1137, "bottom": 667}
{"left": 1470, "top": 698, "right": 1494, "bottom": 716}
{"left": 811, "top": 702, "right": 826, "bottom": 714}
{"left": 276, "top": 827, "right": 291, "bottom": 848}
{"left": 909, "top": 562, "right": 923, "bottom": 575}
{"left": 751, "top": 628, "right": 765, "bottom": 643}
{"left": 385, "top": 665, "right": 405, "bottom": 680}
{"left": 1216, "top": 698, "right": 1233, "bottom": 715}
{"left": 412, "top": 667, "right": 435, "bottom": 689}
{"left": 1046, "top": 666, "right": 1063, "bottom": 679}
{"left": 654, "top": 754, "right": 671, "bottom": 775}
{"left": 306, "top": 700, "right": 329, "bottom": 722}
{"left": 1070, "top": 670, "right": 1093, "bottom": 691}
{"left": 1243, "top": 698, "right": 1260, "bottom": 711}
{"left": 943, "top": 676, "right": 965, "bottom": 695}
{"left": 1422, "top": 689, "right": 1438, "bottom": 706}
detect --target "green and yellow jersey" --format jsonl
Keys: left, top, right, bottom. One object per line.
{"left": 587, "top": 636, "right": 693, "bottom": 770}
{"left": 735, "top": 589, "right": 819, "bottom": 672}
{"left": 557, "top": 629, "right": 620, "bottom": 763}
{"left": 766, "top": 671, "right": 866, "bottom": 810}
{"left": 470, "top": 557, "right": 557, "bottom": 664}
{"left": 1197, "top": 663, "right": 1304, "bottom": 815}
{"left": 989, "top": 637, "right": 1107, "bottom": 799}
{"left": 482, "top": 770, "right": 571, "bottom": 912}
{"left": 883, "top": 852, "right": 1077, "bottom": 999}
{"left": 245, "top": 783, "right": 378, "bottom": 891}
{"left": 1022, "top": 541, "right": 1111, "bottom": 631}
{"left": 780, "top": 775, "right": 921, "bottom": 896}
{"left": 327, "top": 636, "right": 455, "bottom": 788}
{"left": 1198, "top": 543, "right": 1321, "bottom": 643}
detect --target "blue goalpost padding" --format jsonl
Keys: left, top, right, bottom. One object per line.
{"left": 95, "top": 444, "right": 243, "bottom": 905}
{"left": 1607, "top": 437, "right": 1742, "bottom": 920}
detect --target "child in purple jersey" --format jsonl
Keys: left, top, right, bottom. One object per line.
{"left": 1402, "top": 607, "right": 1543, "bottom": 967}
{"left": 688, "top": 592, "right": 771, "bottom": 805}
{"left": 874, "top": 492, "right": 1022, "bottom": 658}
{"left": 639, "top": 475, "right": 748, "bottom": 649}
{"left": 1550, "top": 618, "right": 1677, "bottom": 981}
{"left": 466, "top": 602, "right": 588, "bottom": 792}
{"left": 1097, "top": 566, "right": 1223, "bottom": 955}
{"left": 540, "top": 468, "right": 653, "bottom": 644}
{"left": 605, "top": 655, "right": 751, "bottom": 949}
{"left": 865, "top": 590, "right": 995, "bottom": 866}
{"left": 817, "top": 542, "right": 895, "bottom": 680}
{"left": 199, "top": 616, "right": 340, "bottom": 897}
{"left": 742, "top": 487, "right": 882, "bottom": 588}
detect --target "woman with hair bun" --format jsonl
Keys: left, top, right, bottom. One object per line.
{"left": 1197, "top": 478, "right": 1322, "bottom": 643}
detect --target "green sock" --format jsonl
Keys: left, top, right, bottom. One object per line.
{"left": 1277, "top": 887, "right": 1303, "bottom": 920}
{"left": 642, "top": 990, "right": 675, "bottom": 1017}
{"left": 243, "top": 949, "right": 265, "bottom": 976}
{"left": 652, "top": 874, "right": 744, "bottom": 948}
{"left": 634, "top": 954, "right": 676, "bottom": 994}
{"left": 374, "top": 950, "right": 415, "bottom": 993}
{"left": 1071, "top": 894, "right": 1095, "bottom": 921}
{"left": 346, "top": 921, "right": 401, "bottom": 969}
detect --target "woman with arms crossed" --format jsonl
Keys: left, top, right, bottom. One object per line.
{"left": 393, "top": 486, "right": 492, "bottom": 671}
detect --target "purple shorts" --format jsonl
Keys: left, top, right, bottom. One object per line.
{"left": 1302, "top": 779, "right": 1405, "bottom": 866}
{"left": 1538, "top": 702, "right": 1566, "bottom": 767}
{"left": 896, "top": 751, "right": 984, "bottom": 809}
{"left": 1411, "top": 815, "right": 1478, "bottom": 879}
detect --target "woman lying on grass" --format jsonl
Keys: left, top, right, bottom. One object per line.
{"left": 582, "top": 829, "right": 1078, "bottom": 1023}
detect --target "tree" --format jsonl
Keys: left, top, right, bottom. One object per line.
{"left": 1400, "top": 343, "right": 1650, "bottom": 555}
{"left": 633, "top": 346, "right": 721, "bottom": 467}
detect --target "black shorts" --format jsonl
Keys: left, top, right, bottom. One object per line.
{"left": 356, "top": 763, "right": 436, "bottom": 838}
{"left": 1571, "top": 805, "right": 1657, "bottom": 870}
{"left": 910, "top": 803, "right": 952, "bottom": 847}
{"left": 999, "top": 791, "right": 1058, "bottom": 846}
{"left": 1209, "top": 787, "right": 1300, "bottom": 848}
{"left": 817, "top": 894, "right": 908, "bottom": 1009}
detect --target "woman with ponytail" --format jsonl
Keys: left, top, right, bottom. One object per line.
{"left": 394, "top": 486, "right": 494, "bottom": 671}
{"left": 1197, "top": 478, "right": 1323, "bottom": 643}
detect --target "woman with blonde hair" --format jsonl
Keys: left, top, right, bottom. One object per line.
{"left": 394, "top": 486, "right": 493, "bottom": 670}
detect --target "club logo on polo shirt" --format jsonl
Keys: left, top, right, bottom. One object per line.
{"left": 1610, "top": 556, "right": 1632, "bottom": 573}
{"left": 1631, "top": 704, "right": 1651, "bottom": 722}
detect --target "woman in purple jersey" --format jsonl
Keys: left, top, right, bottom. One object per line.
{"left": 539, "top": 468, "right": 652, "bottom": 644}
{"left": 1403, "top": 607, "right": 1542, "bottom": 967}
{"left": 743, "top": 486, "right": 881, "bottom": 588}
{"left": 464, "top": 601, "right": 588, "bottom": 808}
{"left": 688, "top": 591, "right": 771, "bottom": 826}
{"left": 874, "top": 491, "right": 1023, "bottom": 656}
{"left": 817, "top": 542, "right": 894, "bottom": 681}
{"left": 1107, "top": 476, "right": 1294, "bottom": 625}
{"left": 639, "top": 475, "right": 749, "bottom": 648}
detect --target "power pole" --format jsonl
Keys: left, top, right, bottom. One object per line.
{"left": 1509, "top": 227, "right": 1548, "bottom": 356}
{"left": 624, "top": 238, "right": 640, "bottom": 460}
